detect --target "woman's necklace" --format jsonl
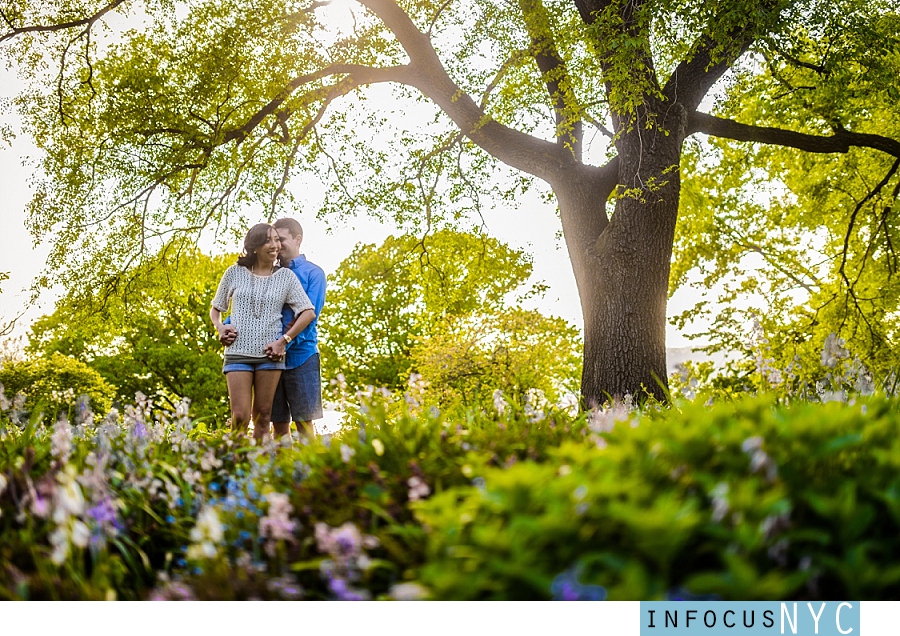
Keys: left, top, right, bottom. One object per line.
{"left": 250, "top": 266, "right": 274, "bottom": 319}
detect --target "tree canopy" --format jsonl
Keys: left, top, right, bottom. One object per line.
{"left": 320, "top": 228, "right": 581, "bottom": 409}
{"left": 672, "top": 12, "right": 900, "bottom": 382}
{"left": 27, "top": 241, "right": 233, "bottom": 420}
{"left": 3, "top": 0, "right": 899, "bottom": 401}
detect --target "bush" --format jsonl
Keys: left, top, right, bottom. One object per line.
{"left": 0, "top": 353, "right": 115, "bottom": 419}
{"left": 414, "top": 396, "right": 900, "bottom": 599}
{"left": 2, "top": 387, "right": 899, "bottom": 600}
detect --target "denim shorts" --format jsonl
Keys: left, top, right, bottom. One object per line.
{"left": 272, "top": 353, "right": 323, "bottom": 422}
{"left": 222, "top": 359, "right": 286, "bottom": 374}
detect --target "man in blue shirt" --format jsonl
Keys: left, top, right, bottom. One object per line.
{"left": 269, "top": 217, "right": 327, "bottom": 440}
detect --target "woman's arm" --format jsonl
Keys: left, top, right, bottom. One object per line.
{"left": 265, "top": 309, "right": 315, "bottom": 359}
{"left": 210, "top": 307, "right": 237, "bottom": 344}
{"left": 210, "top": 266, "right": 237, "bottom": 345}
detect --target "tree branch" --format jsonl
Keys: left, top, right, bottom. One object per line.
{"left": 478, "top": 49, "right": 529, "bottom": 109}
{"left": 223, "top": 63, "right": 413, "bottom": 143}
{"left": 689, "top": 112, "right": 900, "bottom": 158}
{"left": 518, "top": 0, "right": 583, "bottom": 161}
{"left": 0, "top": 0, "right": 129, "bottom": 44}
{"left": 662, "top": 1, "right": 784, "bottom": 111}
{"left": 357, "top": 0, "right": 578, "bottom": 186}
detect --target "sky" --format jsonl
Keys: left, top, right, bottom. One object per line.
{"left": 0, "top": 9, "right": 710, "bottom": 358}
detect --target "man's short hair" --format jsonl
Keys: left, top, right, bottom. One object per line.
{"left": 273, "top": 217, "right": 303, "bottom": 240}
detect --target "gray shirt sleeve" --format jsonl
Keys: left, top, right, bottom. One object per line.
{"left": 211, "top": 265, "right": 236, "bottom": 312}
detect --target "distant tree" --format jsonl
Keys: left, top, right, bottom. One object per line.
{"left": 320, "top": 229, "right": 580, "bottom": 406}
{"left": 6, "top": 0, "right": 899, "bottom": 403}
{"left": 411, "top": 308, "right": 582, "bottom": 411}
{"left": 0, "top": 352, "right": 115, "bottom": 419}
{"left": 29, "top": 242, "right": 233, "bottom": 420}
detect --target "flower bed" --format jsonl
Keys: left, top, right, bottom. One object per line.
{"left": 1, "top": 388, "right": 899, "bottom": 600}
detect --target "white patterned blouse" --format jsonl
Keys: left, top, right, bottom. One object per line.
{"left": 211, "top": 265, "right": 313, "bottom": 359}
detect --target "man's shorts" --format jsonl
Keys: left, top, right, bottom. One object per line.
{"left": 222, "top": 359, "right": 285, "bottom": 373}
{"left": 271, "top": 353, "right": 323, "bottom": 422}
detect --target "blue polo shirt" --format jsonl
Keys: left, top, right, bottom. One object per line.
{"left": 280, "top": 254, "right": 326, "bottom": 370}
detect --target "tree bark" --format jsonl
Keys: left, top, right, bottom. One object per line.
{"left": 558, "top": 104, "right": 687, "bottom": 404}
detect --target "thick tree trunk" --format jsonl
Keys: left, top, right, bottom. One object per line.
{"left": 558, "top": 105, "right": 687, "bottom": 405}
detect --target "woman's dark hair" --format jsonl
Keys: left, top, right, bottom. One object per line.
{"left": 236, "top": 223, "right": 274, "bottom": 269}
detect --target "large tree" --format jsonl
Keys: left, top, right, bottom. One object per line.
{"left": 4, "top": 0, "right": 899, "bottom": 403}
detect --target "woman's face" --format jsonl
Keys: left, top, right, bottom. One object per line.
{"left": 255, "top": 228, "right": 281, "bottom": 264}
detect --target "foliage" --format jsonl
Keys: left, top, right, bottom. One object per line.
{"left": 415, "top": 395, "right": 900, "bottom": 600}
{"left": 320, "top": 228, "right": 580, "bottom": 408}
{"left": 5, "top": 1, "right": 899, "bottom": 400}
{"left": 0, "top": 352, "right": 115, "bottom": 418}
{"left": 28, "top": 242, "right": 234, "bottom": 421}
{"left": 3, "top": 374, "right": 900, "bottom": 600}
{"left": 671, "top": 11, "right": 900, "bottom": 380}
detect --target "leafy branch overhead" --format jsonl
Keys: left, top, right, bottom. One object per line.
{"left": 4, "top": 0, "right": 899, "bottom": 399}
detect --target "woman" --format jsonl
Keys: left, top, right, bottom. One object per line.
{"left": 210, "top": 223, "right": 315, "bottom": 441}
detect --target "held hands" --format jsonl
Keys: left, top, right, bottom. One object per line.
{"left": 264, "top": 337, "right": 287, "bottom": 361}
{"left": 218, "top": 325, "right": 237, "bottom": 346}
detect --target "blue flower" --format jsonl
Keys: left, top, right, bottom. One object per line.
{"left": 209, "top": 482, "right": 220, "bottom": 492}
{"left": 550, "top": 567, "right": 607, "bottom": 601}
{"left": 665, "top": 587, "right": 721, "bottom": 601}
{"left": 166, "top": 515, "right": 176, "bottom": 524}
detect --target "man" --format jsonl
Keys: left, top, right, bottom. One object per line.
{"left": 218, "top": 218, "right": 326, "bottom": 440}
{"left": 269, "top": 217, "right": 326, "bottom": 440}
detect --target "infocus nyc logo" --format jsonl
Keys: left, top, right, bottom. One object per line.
{"left": 640, "top": 602, "right": 860, "bottom": 636}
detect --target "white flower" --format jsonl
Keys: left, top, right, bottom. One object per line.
{"left": 51, "top": 416, "right": 74, "bottom": 463}
{"left": 741, "top": 436, "right": 764, "bottom": 453}
{"left": 0, "top": 473, "right": 7, "bottom": 497}
{"left": 340, "top": 444, "right": 356, "bottom": 463}
{"left": 407, "top": 476, "right": 431, "bottom": 502}
{"left": 49, "top": 527, "right": 69, "bottom": 565}
{"left": 71, "top": 520, "right": 91, "bottom": 548}
{"left": 190, "top": 505, "right": 224, "bottom": 545}
{"left": 200, "top": 450, "right": 222, "bottom": 471}
{"left": 55, "top": 468, "right": 85, "bottom": 521}
{"left": 372, "top": 439, "right": 385, "bottom": 456}
{"left": 389, "top": 582, "right": 428, "bottom": 600}
{"left": 492, "top": 389, "right": 508, "bottom": 416}
{"left": 710, "top": 482, "right": 730, "bottom": 522}
{"left": 821, "top": 333, "right": 849, "bottom": 368}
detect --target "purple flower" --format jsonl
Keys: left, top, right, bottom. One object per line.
{"left": 88, "top": 498, "right": 118, "bottom": 525}
{"left": 550, "top": 567, "right": 606, "bottom": 601}
{"left": 329, "top": 577, "right": 366, "bottom": 601}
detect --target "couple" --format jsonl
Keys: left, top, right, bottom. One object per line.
{"left": 209, "top": 218, "right": 326, "bottom": 442}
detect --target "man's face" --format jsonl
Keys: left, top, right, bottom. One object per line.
{"left": 276, "top": 227, "right": 302, "bottom": 261}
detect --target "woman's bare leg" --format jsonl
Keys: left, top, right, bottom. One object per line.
{"left": 226, "top": 371, "right": 254, "bottom": 435}
{"left": 251, "top": 369, "right": 282, "bottom": 442}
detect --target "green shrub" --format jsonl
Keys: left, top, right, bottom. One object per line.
{"left": 3, "top": 387, "right": 900, "bottom": 600}
{"left": 414, "top": 396, "right": 900, "bottom": 599}
{"left": 0, "top": 353, "right": 115, "bottom": 419}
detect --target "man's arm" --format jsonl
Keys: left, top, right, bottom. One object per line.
{"left": 306, "top": 266, "right": 327, "bottom": 317}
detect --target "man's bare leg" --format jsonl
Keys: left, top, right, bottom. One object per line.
{"left": 297, "top": 420, "right": 316, "bottom": 439}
